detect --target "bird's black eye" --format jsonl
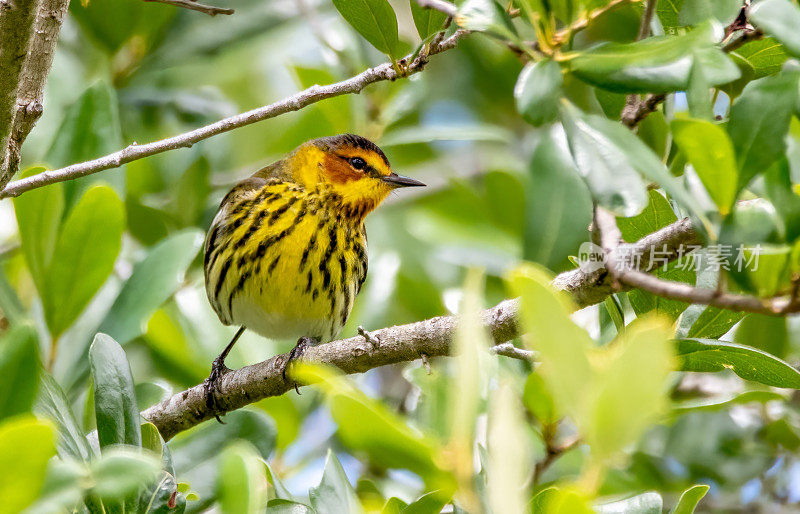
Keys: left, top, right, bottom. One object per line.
{"left": 348, "top": 157, "right": 367, "bottom": 170}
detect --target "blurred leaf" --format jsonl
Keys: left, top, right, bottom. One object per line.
{"left": 657, "top": 0, "right": 685, "bottom": 32}
{"left": 570, "top": 22, "right": 739, "bottom": 93}
{"left": 140, "top": 470, "right": 185, "bottom": 514}
{"left": 144, "top": 308, "right": 207, "bottom": 387}
{"left": 560, "top": 107, "right": 648, "bottom": 217}
{"left": 728, "top": 71, "right": 800, "bottom": 192}
{"left": 595, "top": 491, "right": 662, "bottom": 513}
{"left": 487, "top": 383, "right": 528, "bottom": 514}
{"left": 677, "top": 338, "right": 800, "bottom": 388}
{"left": 0, "top": 416, "right": 56, "bottom": 512}
{"left": 26, "top": 458, "right": 86, "bottom": 513}
{"left": 89, "top": 447, "right": 161, "bottom": 500}
{"left": 410, "top": 0, "right": 447, "bottom": 39}
{"left": 678, "top": 0, "right": 740, "bottom": 25}
{"left": 457, "top": 0, "right": 518, "bottom": 40}
{"left": 332, "top": 0, "right": 401, "bottom": 57}
{"left": 12, "top": 167, "right": 63, "bottom": 294}
{"left": 530, "top": 487, "right": 593, "bottom": 513}
{"left": 524, "top": 128, "right": 592, "bottom": 270}
{"left": 750, "top": 0, "right": 800, "bottom": 57}
{"left": 44, "top": 185, "right": 123, "bottom": 338}
{"left": 523, "top": 371, "right": 558, "bottom": 426}
{"left": 671, "top": 390, "right": 783, "bottom": 415}
{"left": 34, "top": 371, "right": 94, "bottom": 461}
{"left": 379, "top": 124, "right": 513, "bottom": 146}
{"left": 401, "top": 491, "right": 448, "bottom": 514}
{"left": 309, "top": 449, "right": 364, "bottom": 514}
{"left": 217, "top": 442, "right": 268, "bottom": 514}
{"left": 99, "top": 229, "right": 203, "bottom": 345}
{"left": 264, "top": 460, "right": 294, "bottom": 501}
{"left": 45, "top": 83, "right": 125, "bottom": 203}
{"left": 734, "top": 313, "right": 788, "bottom": 358}
{"left": 765, "top": 159, "right": 800, "bottom": 242}
{"left": 69, "top": 0, "right": 174, "bottom": 54}
{"left": 0, "top": 324, "right": 39, "bottom": 422}
{"left": 267, "top": 499, "right": 315, "bottom": 513}
{"left": 671, "top": 119, "right": 738, "bottom": 214}
{"left": 175, "top": 157, "right": 212, "bottom": 227}
{"left": 670, "top": 485, "right": 709, "bottom": 514}
{"left": 256, "top": 395, "right": 301, "bottom": 451}
{"left": 90, "top": 333, "right": 141, "bottom": 448}
{"left": 295, "top": 363, "right": 453, "bottom": 492}
{"left": 761, "top": 418, "right": 800, "bottom": 451}
{"left": 515, "top": 60, "right": 563, "bottom": 126}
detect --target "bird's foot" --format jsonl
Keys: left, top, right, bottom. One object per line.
{"left": 204, "top": 356, "right": 231, "bottom": 424}
{"left": 282, "top": 336, "right": 317, "bottom": 394}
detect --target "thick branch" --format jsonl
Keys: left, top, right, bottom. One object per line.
{"left": 4, "top": 0, "right": 70, "bottom": 187}
{"left": 0, "top": 0, "right": 39, "bottom": 184}
{"left": 143, "top": 216, "right": 700, "bottom": 440}
{"left": 0, "top": 29, "right": 469, "bottom": 199}
{"left": 142, "top": 0, "right": 234, "bottom": 16}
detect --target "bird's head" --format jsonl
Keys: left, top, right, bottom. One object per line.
{"left": 287, "top": 134, "right": 425, "bottom": 214}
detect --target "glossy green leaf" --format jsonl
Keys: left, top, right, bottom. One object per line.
{"left": 524, "top": 128, "right": 592, "bottom": 270}
{"left": 750, "top": 0, "right": 800, "bottom": 57}
{"left": 560, "top": 108, "right": 648, "bottom": 216}
{"left": 99, "top": 229, "right": 203, "bottom": 345}
{"left": 672, "top": 118, "right": 738, "bottom": 214}
{"left": 669, "top": 484, "right": 710, "bottom": 514}
{"left": 515, "top": 60, "right": 563, "bottom": 126}
{"left": 410, "top": 0, "right": 447, "bottom": 38}
{"left": 218, "top": 442, "right": 268, "bottom": 514}
{"left": 332, "top": 0, "right": 401, "bottom": 57}
{"left": 0, "top": 416, "right": 57, "bottom": 512}
{"left": 0, "top": 324, "right": 39, "bottom": 422}
{"left": 34, "top": 371, "right": 94, "bottom": 461}
{"left": 570, "top": 22, "right": 739, "bottom": 93}
{"left": 595, "top": 492, "right": 662, "bottom": 513}
{"left": 90, "top": 333, "right": 142, "bottom": 448}
{"left": 617, "top": 190, "right": 677, "bottom": 242}
{"left": 730, "top": 37, "right": 788, "bottom": 79}
{"left": 682, "top": 306, "right": 744, "bottom": 339}
{"left": 309, "top": 449, "right": 364, "bottom": 514}
{"left": 43, "top": 185, "right": 124, "bottom": 338}
{"left": 457, "top": 0, "right": 518, "bottom": 40}
{"left": 89, "top": 447, "right": 162, "bottom": 500}
{"left": 12, "top": 167, "right": 63, "bottom": 294}
{"left": 677, "top": 338, "right": 800, "bottom": 388}
{"left": 728, "top": 71, "right": 800, "bottom": 192}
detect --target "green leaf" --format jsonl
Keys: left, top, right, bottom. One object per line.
{"left": 765, "top": 158, "right": 800, "bottom": 242}
{"left": 69, "top": 0, "right": 175, "bottom": 54}
{"left": 523, "top": 372, "right": 557, "bottom": 426}
{"left": 671, "top": 118, "right": 738, "bottom": 214}
{"left": 0, "top": 416, "right": 57, "bottom": 512}
{"left": 683, "top": 306, "right": 744, "bottom": 339}
{"left": 0, "top": 324, "right": 39, "bottom": 422}
{"left": 410, "top": 0, "right": 447, "bottom": 38}
{"left": 34, "top": 371, "right": 94, "bottom": 461}
{"left": 531, "top": 487, "right": 593, "bottom": 513}
{"left": 750, "top": 0, "right": 800, "bottom": 57}
{"left": 595, "top": 492, "right": 662, "bottom": 513}
{"left": 671, "top": 390, "right": 783, "bottom": 415}
{"left": 265, "top": 460, "right": 294, "bottom": 501}
{"left": 677, "top": 338, "right": 800, "bottom": 388}
{"left": 140, "top": 471, "right": 185, "bottom": 514}
{"left": 515, "top": 60, "right": 563, "bottom": 126}
{"left": 560, "top": 108, "right": 648, "bottom": 216}
{"left": 669, "top": 484, "right": 710, "bottom": 514}
{"left": 45, "top": 82, "right": 126, "bottom": 203}
{"left": 628, "top": 263, "right": 694, "bottom": 320}
{"left": 524, "top": 128, "right": 592, "bottom": 270}
{"left": 268, "top": 499, "right": 315, "bottom": 513}
{"left": 687, "top": 61, "right": 714, "bottom": 120}
{"left": 617, "top": 190, "right": 677, "bottom": 243}
{"left": 90, "top": 333, "right": 142, "bottom": 448}
{"left": 218, "top": 442, "right": 268, "bottom": 514}
{"left": 43, "top": 185, "right": 124, "bottom": 338}
{"left": 569, "top": 22, "right": 739, "bottom": 93}
{"left": 657, "top": 0, "right": 686, "bottom": 32}
{"left": 678, "top": 0, "right": 740, "bottom": 25}
{"left": 332, "top": 0, "right": 401, "bottom": 58}
{"left": 309, "top": 449, "right": 364, "bottom": 514}
{"left": 26, "top": 459, "right": 86, "bottom": 514}
{"left": 12, "top": 167, "right": 63, "bottom": 294}
{"left": 402, "top": 490, "right": 449, "bottom": 514}
{"left": 89, "top": 447, "right": 161, "bottom": 501}
{"left": 99, "top": 229, "right": 203, "bottom": 345}
{"left": 728, "top": 71, "right": 800, "bottom": 192}
{"left": 457, "top": 0, "right": 519, "bottom": 41}
{"left": 734, "top": 313, "right": 788, "bottom": 359}
{"left": 731, "top": 37, "right": 788, "bottom": 79}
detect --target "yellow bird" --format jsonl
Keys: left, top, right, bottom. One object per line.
{"left": 203, "top": 134, "right": 424, "bottom": 415}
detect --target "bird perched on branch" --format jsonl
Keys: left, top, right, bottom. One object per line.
{"left": 203, "top": 134, "right": 424, "bottom": 419}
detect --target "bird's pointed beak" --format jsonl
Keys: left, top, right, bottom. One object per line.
{"left": 381, "top": 172, "right": 426, "bottom": 188}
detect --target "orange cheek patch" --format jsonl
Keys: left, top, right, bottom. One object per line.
{"left": 323, "top": 154, "right": 359, "bottom": 184}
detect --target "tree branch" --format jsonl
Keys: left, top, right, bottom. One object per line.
{"left": 143, "top": 216, "right": 701, "bottom": 440}
{"left": 0, "top": 0, "right": 39, "bottom": 186}
{"left": 0, "top": 29, "right": 469, "bottom": 199}
{"left": 3, "top": 0, "right": 70, "bottom": 187}
{"left": 415, "top": 0, "right": 457, "bottom": 17}
{"left": 142, "top": 0, "right": 234, "bottom": 17}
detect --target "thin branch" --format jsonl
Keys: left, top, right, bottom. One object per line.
{"left": 594, "top": 208, "right": 800, "bottom": 316}
{"left": 490, "top": 342, "right": 536, "bottom": 362}
{"left": 0, "top": 0, "right": 39, "bottom": 186}
{"left": 415, "top": 0, "right": 457, "bottom": 17}
{"left": 4, "top": 0, "right": 70, "bottom": 187}
{"left": 635, "top": 0, "right": 658, "bottom": 40}
{"left": 143, "top": 217, "right": 701, "bottom": 440}
{"left": 0, "top": 29, "right": 470, "bottom": 199}
{"left": 142, "top": 0, "right": 234, "bottom": 16}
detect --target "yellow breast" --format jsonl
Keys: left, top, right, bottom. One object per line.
{"left": 204, "top": 181, "right": 368, "bottom": 342}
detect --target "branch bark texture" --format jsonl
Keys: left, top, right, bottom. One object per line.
{"left": 0, "top": 29, "right": 469, "bottom": 199}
